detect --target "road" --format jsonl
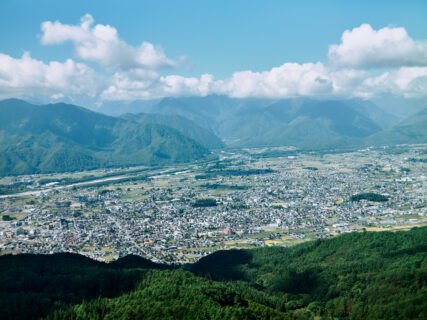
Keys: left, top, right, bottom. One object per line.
{"left": 0, "top": 175, "right": 130, "bottom": 199}
{"left": 0, "top": 167, "right": 186, "bottom": 199}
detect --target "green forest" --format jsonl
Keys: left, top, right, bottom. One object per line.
{"left": 0, "top": 227, "right": 426, "bottom": 319}
{"left": 350, "top": 193, "right": 389, "bottom": 202}
{"left": 0, "top": 99, "right": 213, "bottom": 176}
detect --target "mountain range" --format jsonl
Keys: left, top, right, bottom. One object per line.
{"left": 113, "top": 95, "right": 426, "bottom": 148}
{"left": 0, "top": 96, "right": 426, "bottom": 176}
{"left": 121, "top": 112, "right": 224, "bottom": 149}
{"left": 0, "top": 99, "right": 217, "bottom": 176}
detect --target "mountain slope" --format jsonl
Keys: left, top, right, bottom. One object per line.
{"left": 149, "top": 96, "right": 384, "bottom": 148}
{"left": 365, "top": 107, "right": 427, "bottom": 146}
{"left": 97, "top": 95, "right": 423, "bottom": 149}
{"left": 230, "top": 99, "right": 381, "bottom": 147}
{"left": 153, "top": 95, "right": 274, "bottom": 135}
{"left": 191, "top": 227, "right": 427, "bottom": 319}
{"left": 97, "top": 99, "right": 161, "bottom": 116}
{"left": 154, "top": 95, "right": 235, "bottom": 133}
{"left": 122, "top": 112, "right": 224, "bottom": 149}
{"left": 0, "top": 253, "right": 168, "bottom": 320}
{"left": 0, "top": 99, "right": 210, "bottom": 176}
{"left": 1, "top": 228, "right": 425, "bottom": 319}
{"left": 344, "top": 99, "right": 399, "bottom": 129}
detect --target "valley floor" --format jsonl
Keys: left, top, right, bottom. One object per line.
{"left": 0, "top": 144, "right": 426, "bottom": 263}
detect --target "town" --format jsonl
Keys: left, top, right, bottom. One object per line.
{"left": 1, "top": 144, "right": 426, "bottom": 264}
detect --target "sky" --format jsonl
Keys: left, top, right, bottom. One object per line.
{"left": 0, "top": 0, "right": 426, "bottom": 105}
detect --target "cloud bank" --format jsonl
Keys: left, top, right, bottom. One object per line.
{"left": 0, "top": 15, "right": 426, "bottom": 102}
{"left": 0, "top": 52, "right": 102, "bottom": 100}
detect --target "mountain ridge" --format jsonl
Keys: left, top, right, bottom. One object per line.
{"left": 1, "top": 97, "right": 426, "bottom": 176}
{"left": 0, "top": 99, "right": 217, "bottom": 176}
{"left": 135, "top": 96, "right": 389, "bottom": 147}
{"left": 121, "top": 112, "right": 224, "bottom": 149}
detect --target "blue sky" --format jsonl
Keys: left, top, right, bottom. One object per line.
{"left": 0, "top": 0, "right": 426, "bottom": 103}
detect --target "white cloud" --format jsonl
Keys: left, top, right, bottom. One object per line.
{"left": 50, "top": 93, "right": 65, "bottom": 100}
{"left": 361, "top": 67, "right": 427, "bottom": 98}
{"left": 41, "top": 14, "right": 176, "bottom": 69}
{"left": 1, "top": 20, "right": 427, "bottom": 103}
{"left": 97, "top": 23, "right": 427, "bottom": 101}
{"left": 219, "top": 63, "right": 334, "bottom": 98}
{"left": 0, "top": 52, "right": 103, "bottom": 100}
{"left": 100, "top": 69, "right": 160, "bottom": 100}
{"left": 160, "top": 74, "right": 215, "bottom": 97}
{"left": 328, "top": 24, "right": 427, "bottom": 68}
{"left": 215, "top": 62, "right": 427, "bottom": 99}
{"left": 100, "top": 71, "right": 216, "bottom": 101}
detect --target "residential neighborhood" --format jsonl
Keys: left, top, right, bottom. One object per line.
{"left": 1, "top": 144, "right": 426, "bottom": 263}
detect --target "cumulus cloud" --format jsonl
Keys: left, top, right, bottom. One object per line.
{"left": 1, "top": 19, "right": 427, "bottom": 102}
{"left": 2, "top": 52, "right": 424, "bottom": 102}
{"left": 100, "top": 72, "right": 216, "bottom": 101}
{"left": 159, "top": 74, "right": 216, "bottom": 97}
{"left": 100, "top": 69, "right": 161, "bottom": 101}
{"left": 0, "top": 52, "right": 103, "bottom": 100}
{"left": 328, "top": 24, "right": 427, "bottom": 68}
{"left": 218, "top": 63, "right": 334, "bottom": 98}
{"left": 215, "top": 62, "right": 427, "bottom": 99}
{"left": 101, "top": 61, "right": 427, "bottom": 101}
{"left": 360, "top": 67, "right": 427, "bottom": 98}
{"left": 41, "top": 14, "right": 176, "bottom": 69}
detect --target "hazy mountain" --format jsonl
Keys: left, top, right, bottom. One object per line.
{"left": 372, "top": 95, "right": 427, "bottom": 120}
{"left": 344, "top": 98, "right": 399, "bottom": 129}
{"left": 153, "top": 95, "right": 242, "bottom": 133}
{"left": 2, "top": 97, "right": 424, "bottom": 176}
{"left": 365, "top": 107, "right": 427, "bottom": 146}
{"left": 149, "top": 96, "right": 382, "bottom": 148}
{"left": 97, "top": 99, "right": 161, "bottom": 116}
{"left": 150, "top": 95, "right": 274, "bottom": 135}
{"left": 144, "top": 96, "right": 394, "bottom": 147}
{"left": 121, "top": 113, "right": 224, "bottom": 149}
{"left": 92, "top": 95, "right": 418, "bottom": 149}
{"left": 0, "top": 99, "right": 211, "bottom": 176}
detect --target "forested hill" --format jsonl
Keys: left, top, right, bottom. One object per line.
{"left": 0, "top": 99, "right": 216, "bottom": 176}
{"left": 1, "top": 227, "right": 426, "bottom": 319}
